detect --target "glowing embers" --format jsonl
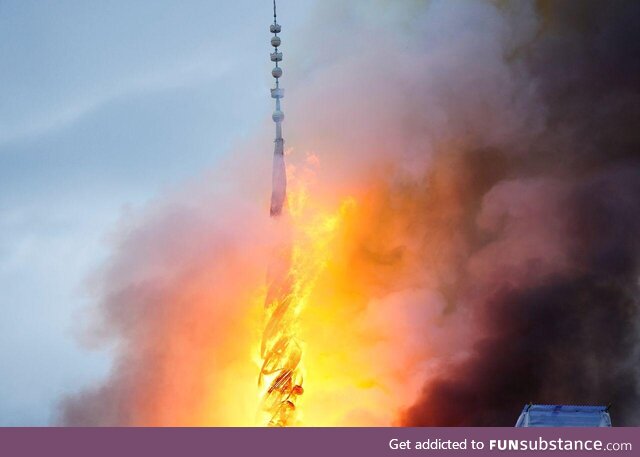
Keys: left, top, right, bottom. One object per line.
{"left": 259, "top": 346, "right": 304, "bottom": 426}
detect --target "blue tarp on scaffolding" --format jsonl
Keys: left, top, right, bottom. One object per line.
{"left": 515, "top": 404, "right": 612, "bottom": 427}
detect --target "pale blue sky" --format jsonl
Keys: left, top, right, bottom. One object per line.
{"left": 0, "top": 0, "right": 315, "bottom": 425}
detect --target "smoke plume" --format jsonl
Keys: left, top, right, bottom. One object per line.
{"left": 61, "top": 0, "right": 640, "bottom": 426}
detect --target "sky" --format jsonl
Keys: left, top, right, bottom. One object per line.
{"left": 0, "top": 0, "right": 315, "bottom": 426}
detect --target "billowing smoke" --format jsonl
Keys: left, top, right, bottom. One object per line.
{"left": 60, "top": 0, "right": 640, "bottom": 426}
{"left": 398, "top": 0, "right": 640, "bottom": 425}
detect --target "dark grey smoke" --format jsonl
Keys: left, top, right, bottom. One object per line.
{"left": 402, "top": 0, "right": 640, "bottom": 426}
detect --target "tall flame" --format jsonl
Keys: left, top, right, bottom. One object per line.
{"left": 258, "top": 158, "right": 349, "bottom": 426}
{"left": 257, "top": 213, "right": 302, "bottom": 426}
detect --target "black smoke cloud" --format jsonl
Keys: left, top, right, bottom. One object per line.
{"left": 402, "top": 0, "right": 640, "bottom": 426}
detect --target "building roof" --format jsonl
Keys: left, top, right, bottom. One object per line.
{"left": 515, "top": 404, "right": 612, "bottom": 427}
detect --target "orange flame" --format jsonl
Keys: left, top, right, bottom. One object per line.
{"left": 250, "top": 153, "right": 433, "bottom": 426}
{"left": 257, "top": 158, "right": 351, "bottom": 426}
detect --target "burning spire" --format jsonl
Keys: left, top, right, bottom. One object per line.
{"left": 259, "top": 0, "right": 304, "bottom": 427}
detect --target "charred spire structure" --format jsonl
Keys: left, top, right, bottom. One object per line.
{"left": 269, "top": 0, "right": 286, "bottom": 217}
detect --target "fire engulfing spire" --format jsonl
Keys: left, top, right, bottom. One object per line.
{"left": 258, "top": 0, "right": 304, "bottom": 428}
{"left": 269, "top": 0, "right": 286, "bottom": 217}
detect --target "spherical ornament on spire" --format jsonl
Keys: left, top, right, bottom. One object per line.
{"left": 272, "top": 66, "right": 282, "bottom": 78}
{"left": 271, "top": 36, "right": 281, "bottom": 47}
{"left": 272, "top": 110, "right": 284, "bottom": 122}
